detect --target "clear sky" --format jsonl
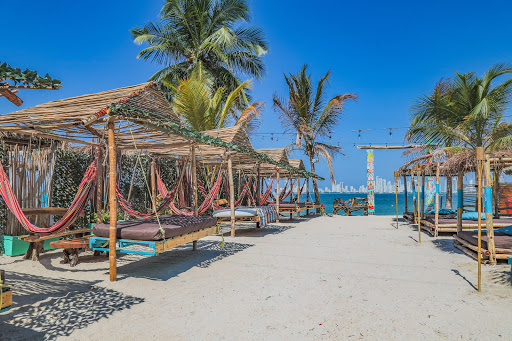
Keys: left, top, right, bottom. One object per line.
{"left": 2, "top": 0, "right": 512, "bottom": 189}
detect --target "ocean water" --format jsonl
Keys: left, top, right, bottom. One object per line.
{"left": 298, "top": 193, "right": 462, "bottom": 215}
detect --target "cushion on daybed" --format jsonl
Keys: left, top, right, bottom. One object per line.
{"left": 268, "top": 202, "right": 306, "bottom": 209}
{"left": 457, "top": 231, "right": 512, "bottom": 250}
{"left": 93, "top": 215, "right": 217, "bottom": 241}
{"left": 461, "top": 212, "right": 486, "bottom": 220}
{"left": 426, "top": 208, "right": 457, "bottom": 215}
{"left": 498, "top": 225, "right": 512, "bottom": 236}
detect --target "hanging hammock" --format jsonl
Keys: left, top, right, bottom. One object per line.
{"left": 260, "top": 178, "right": 275, "bottom": 204}
{"left": 0, "top": 160, "right": 97, "bottom": 234}
{"left": 197, "top": 166, "right": 225, "bottom": 214}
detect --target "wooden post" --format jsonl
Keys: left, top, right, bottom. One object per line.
{"left": 476, "top": 147, "right": 484, "bottom": 292}
{"left": 107, "top": 120, "right": 117, "bottom": 282}
{"left": 412, "top": 170, "right": 416, "bottom": 221}
{"left": 457, "top": 172, "right": 464, "bottom": 233}
{"left": 256, "top": 163, "right": 261, "bottom": 206}
{"left": 494, "top": 170, "right": 500, "bottom": 219}
{"left": 297, "top": 177, "right": 302, "bottom": 203}
{"left": 150, "top": 158, "right": 157, "bottom": 212}
{"left": 276, "top": 169, "right": 280, "bottom": 223}
{"left": 434, "top": 163, "right": 440, "bottom": 237}
{"left": 416, "top": 164, "right": 421, "bottom": 243}
{"left": 96, "top": 147, "right": 104, "bottom": 223}
{"left": 403, "top": 174, "right": 408, "bottom": 213}
{"left": 484, "top": 155, "right": 497, "bottom": 265}
{"left": 227, "top": 154, "right": 236, "bottom": 237}
{"left": 394, "top": 171, "right": 399, "bottom": 229}
{"left": 306, "top": 177, "right": 310, "bottom": 216}
{"left": 421, "top": 170, "right": 425, "bottom": 220}
{"left": 191, "top": 145, "right": 198, "bottom": 216}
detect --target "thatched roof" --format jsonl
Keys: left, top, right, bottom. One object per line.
{"left": 0, "top": 131, "right": 55, "bottom": 148}
{"left": 441, "top": 150, "right": 512, "bottom": 176}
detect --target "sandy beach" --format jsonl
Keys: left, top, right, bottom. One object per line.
{"left": 1, "top": 215, "right": 512, "bottom": 340}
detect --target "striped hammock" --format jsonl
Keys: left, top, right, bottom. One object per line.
{"left": 0, "top": 160, "right": 97, "bottom": 234}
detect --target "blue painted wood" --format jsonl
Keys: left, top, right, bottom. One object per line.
{"left": 89, "top": 237, "right": 158, "bottom": 256}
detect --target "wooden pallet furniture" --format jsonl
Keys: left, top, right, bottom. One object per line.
{"left": 19, "top": 227, "right": 92, "bottom": 261}
{"left": 453, "top": 232, "right": 512, "bottom": 262}
{"left": 89, "top": 225, "right": 218, "bottom": 256}
{"left": 0, "top": 270, "right": 12, "bottom": 313}
{"left": 333, "top": 198, "right": 369, "bottom": 216}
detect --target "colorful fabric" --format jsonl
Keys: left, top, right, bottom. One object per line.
{"left": 238, "top": 205, "right": 277, "bottom": 227}
{"left": 424, "top": 176, "right": 435, "bottom": 210}
{"left": 366, "top": 150, "right": 375, "bottom": 214}
{"left": 0, "top": 160, "right": 97, "bottom": 234}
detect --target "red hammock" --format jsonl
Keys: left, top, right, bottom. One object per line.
{"left": 116, "top": 180, "right": 180, "bottom": 219}
{"left": 0, "top": 160, "right": 97, "bottom": 234}
{"left": 260, "top": 178, "right": 274, "bottom": 204}
{"left": 196, "top": 167, "right": 224, "bottom": 214}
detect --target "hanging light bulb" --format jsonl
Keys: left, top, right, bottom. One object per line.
{"left": 390, "top": 128, "right": 392, "bottom": 136}
{"left": 271, "top": 133, "right": 274, "bottom": 141}
{"left": 358, "top": 130, "right": 361, "bottom": 139}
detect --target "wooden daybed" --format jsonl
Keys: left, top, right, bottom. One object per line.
{"left": 453, "top": 231, "right": 512, "bottom": 261}
{"left": 421, "top": 217, "right": 512, "bottom": 235}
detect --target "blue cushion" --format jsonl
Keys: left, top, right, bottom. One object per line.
{"left": 461, "top": 212, "right": 485, "bottom": 220}
{"left": 498, "top": 225, "right": 512, "bottom": 236}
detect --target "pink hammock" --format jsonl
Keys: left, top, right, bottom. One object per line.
{"left": 0, "top": 160, "right": 97, "bottom": 234}
{"left": 260, "top": 178, "right": 274, "bottom": 204}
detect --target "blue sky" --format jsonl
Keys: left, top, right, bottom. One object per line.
{"left": 2, "top": 0, "right": 512, "bottom": 189}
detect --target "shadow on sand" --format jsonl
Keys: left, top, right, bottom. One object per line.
{"left": 0, "top": 272, "right": 144, "bottom": 341}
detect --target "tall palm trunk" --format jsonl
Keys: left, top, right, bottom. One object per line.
{"left": 445, "top": 176, "right": 453, "bottom": 209}
{"left": 308, "top": 154, "right": 321, "bottom": 213}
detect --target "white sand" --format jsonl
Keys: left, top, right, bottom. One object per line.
{"left": 1, "top": 215, "right": 512, "bottom": 340}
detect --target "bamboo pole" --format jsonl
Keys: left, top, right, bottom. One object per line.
{"left": 416, "top": 164, "right": 421, "bottom": 243}
{"left": 412, "top": 171, "right": 416, "bottom": 221}
{"left": 435, "top": 163, "right": 440, "bottom": 237}
{"left": 191, "top": 145, "right": 198, "bottom": 216}
{"left": 476, "top": 147, "right": 484, "bottom": 292}
{"left": 457, "top": 172, "right": 464, "bottom": 233}
{"left": 256, "top": 163, "right": 261, "bottom": 206}
{"left": 421, "top": 170, "right": 425, "bottom": 220}
{"left": 96, "top": 147, "right": 104, "bottom": 223}
{"left": 150, "top": 159, "right": 157, "bottom": 212}
{"left": 297, "top": 177, "right": 301, "bottom": 203}
{"left": 403, "top": 174, "right": 408, "bottom": 213}
{"left": 107, "top": 120, "right": 117, "bottom": 282}
{"left": 227, "top": 154, "right": 236, "bottom": 237}
{"left": 494, "top": 170, "right": 500, "bottom": 219}
{"left": 394, "top": 171, "right": 399, "bottom": 229}
{"left": 276, "top": 169, "right": 280, "bottom": 223}
{"left": 484, "top": 154, "right": 497, "bottom": 265}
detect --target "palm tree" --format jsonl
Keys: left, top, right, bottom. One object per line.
{"left": 273, "top": 65, "right": 357, "bottom": 207}
{"left": 131, "top": 0, "right": 268, "bottom": 105}
{"left": 173, "top": 72, "right": 262, "bottom": 132}
{"left": 407, "top": 63, "right": 512, "bottom": 207}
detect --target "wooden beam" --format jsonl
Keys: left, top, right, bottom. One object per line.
{"left": 357, "top": 144, "right": 425, "bottom": 150}
{"left": 96, "top": 147, "right": 104, "bottom": 223}
{"left": 435, "top": 163, "right": 440, "bottom": 237}
{"left": 394, "top": 171, "right": 399, "bottom": 229}
{"left": 108, "top": 120, "right": 118, "bottom": 282}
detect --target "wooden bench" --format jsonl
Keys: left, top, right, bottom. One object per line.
{"left": 49, "top": 236, "right": 95, "bottom": 267}
{"left": 333, "top": 197, "right": 369, "bottom": 216}
{"left": 19, "top": 228, "right": 92, "bottom": 261}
